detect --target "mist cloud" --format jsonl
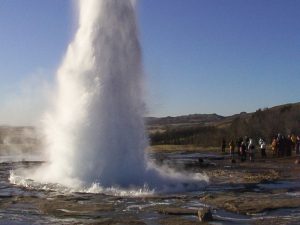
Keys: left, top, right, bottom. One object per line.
{"left": 0, "top": 69, "right": 53, "bottom": 126}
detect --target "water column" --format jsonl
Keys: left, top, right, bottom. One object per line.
{"left": 42, "top": 0, "right": 147, "bottom": 187}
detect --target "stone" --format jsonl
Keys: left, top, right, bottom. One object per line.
{"left": 198, "top": 208, "right": 213, "bottom": 222}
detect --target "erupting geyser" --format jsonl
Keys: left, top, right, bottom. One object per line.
{"left": 42, "top": 0, "right": 147, "bottom": 187}
{"left": 11, "top": 0, "right": 208, "bottom": 193}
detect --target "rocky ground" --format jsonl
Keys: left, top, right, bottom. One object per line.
{"left": 0, "top": 146, "right": 300, "bottom": 224}
{"left": 150, "top": 146, "right": 300, "bottom": 224}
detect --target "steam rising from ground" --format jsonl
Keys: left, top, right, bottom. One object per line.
{"left": 0, "top": 71, "right": 51, "bottom": 126}
{"left": 10, "top": 0, "right": 208, "bottom": 194}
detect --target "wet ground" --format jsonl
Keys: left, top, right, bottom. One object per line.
{"left": 1, "top": 151, "right": 300, "bottom": 224}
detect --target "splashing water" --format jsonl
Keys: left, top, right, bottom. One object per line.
{"left": 11, "top": 0, "right": 208, "bottom": 194}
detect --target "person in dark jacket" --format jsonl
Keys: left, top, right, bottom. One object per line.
{"left": 277, "top": 134, "right": 285, "bottom": 157}
{"left": 285, "top": 135, "right": 292, "bottom": 156}
{"left": 296, "top": 135, "right": 300, "bottom": 155}
{"left": 240, "top": 141, "right": 247, "bottom": 162}
{"left": 221, "top": 138, "right": 226, "bottom": 153}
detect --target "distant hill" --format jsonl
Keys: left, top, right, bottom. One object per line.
{"left": 147, "top": 113, "right": 224, "bottom": 125}
{"left": 148, "top": 102, "right": 300, "bottom": 146}
{"left": 1, "top": 102, "right": 300, "bottom": 149}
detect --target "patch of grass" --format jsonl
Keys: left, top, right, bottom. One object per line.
{"left": 147, "top": 145, "right": 219, "bottom": 153}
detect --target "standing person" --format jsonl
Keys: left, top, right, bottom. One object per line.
{"left": 248, "top": 138, "right": 255, "bottom": 162}
{"left": 236, "top": 137, "right": 243, "bottom": 156}
{"left": 240, "top": 141, "right": 247, "bottom": 162}
{"left": 296, "top": 135, "right": 300, "bottom": 155}
{"left": 277, "top": 134, "right": 284, "bottom": 157}
{"left": 271, "top": 137, "right": 278, "bottom": 157}
{"left": 245, "top": 136, "right": 250, "bottom": 147}
{"left": 291, "top": 134, "right": 297, "bottom": 152}
{"left": 286, "top": 135, "right": 292, "bottom": 157}
{"left": 221, "top": 138, "right": 226, "bottom": 153}
{"left": 229, "top": 139, "right": 235, "bottom": 158}
{"left": 259, "top": 138, "right": 267, "bottom": 158}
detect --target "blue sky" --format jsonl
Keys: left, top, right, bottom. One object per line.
{"left": 0, "top": 0, "right": 300, "bottom": 124}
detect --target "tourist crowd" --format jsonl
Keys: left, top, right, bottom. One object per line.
{"left": 221, "top": 134, "right": 300, "bottom": 162}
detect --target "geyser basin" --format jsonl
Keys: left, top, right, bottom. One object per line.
{"left": 10, "top": 0, "right": 208, "bottom": 193}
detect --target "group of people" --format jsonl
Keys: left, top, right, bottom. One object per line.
{"left": 221, "top": 134, "right": 300, "bottom": 162}
{"left": 271, "top": 134, "right": 300, "bottom": 157}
